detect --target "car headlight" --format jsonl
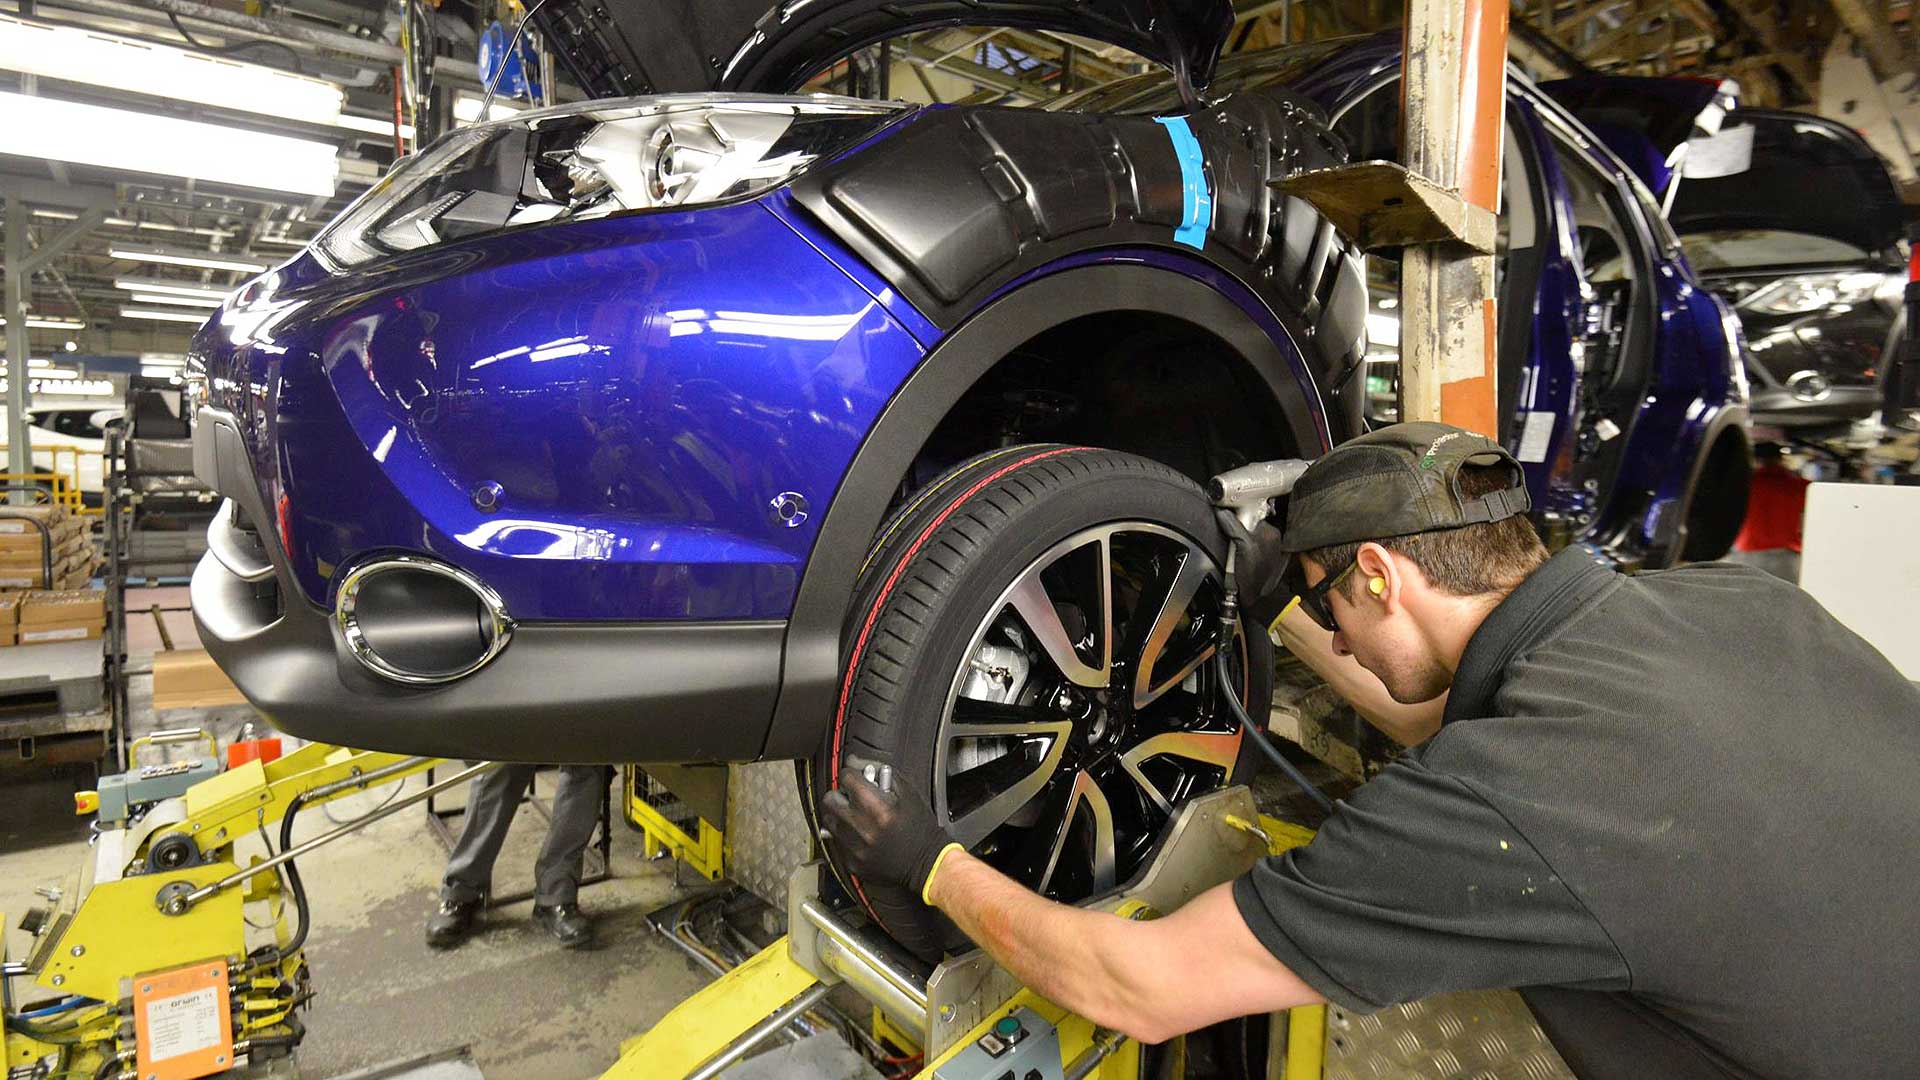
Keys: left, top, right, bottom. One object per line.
{"left": 1736, "top": 271, "right": 1886, "bottom": 316}
{"left": 314, "top": 94, "right": 908, "bottom": 270}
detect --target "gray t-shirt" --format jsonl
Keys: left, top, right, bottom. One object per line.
{"left": 1234, "top": 548, "right": 1920, "bottom": 1080}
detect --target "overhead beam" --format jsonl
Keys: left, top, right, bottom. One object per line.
{"left": 1828, "top": 0, "right": 1916, "bottom": 79}
{"left": 22, "top": 207, "right": 110, "bottom": 277}
{"left": 1718, "top": 1, "right": 1817, "bottom": 99}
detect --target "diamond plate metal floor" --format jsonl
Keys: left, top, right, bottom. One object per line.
{"left": 1326, "top": 990, "right": 1576, "bottom": 1080}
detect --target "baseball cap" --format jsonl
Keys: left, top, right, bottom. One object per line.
{"left": 1279, "top": 421, "right": 1530, "bottom": 553}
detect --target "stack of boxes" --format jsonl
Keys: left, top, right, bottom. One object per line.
{"left": 0, "top": 503, "right": 100, "bottom": 590}
{"left": 0, "top": 503, "right": 105, "bottom": 648}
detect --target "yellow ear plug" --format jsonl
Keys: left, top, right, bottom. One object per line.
{"left": 1369, "top": 576, "right": 1387, "bottom": 596}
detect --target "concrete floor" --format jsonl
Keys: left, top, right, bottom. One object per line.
{"left": 2, "top": 593, "right": 719, "bottom": 1080}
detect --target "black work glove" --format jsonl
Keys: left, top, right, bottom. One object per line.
{"left": 820, "top": 765, "right": 964, "bottom": 906}
{"left": 1215, "top": 509, "right": 1296, "bottom": 636}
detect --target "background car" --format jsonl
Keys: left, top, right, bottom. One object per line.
{"left": 0, "top": 401, "right": 122, "bottom": 501}
{"left": 188, "top": 3, "right": 1748, "bottom": 956}
{"left": 1672, "top": 110, "right": 1907, "bottom": 437}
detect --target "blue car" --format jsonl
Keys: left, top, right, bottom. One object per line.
{"left": 189, "top": 2, "right": 1748, "bottom": 952}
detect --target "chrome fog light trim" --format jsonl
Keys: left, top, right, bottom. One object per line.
{"left": 334, "top": 555, "right": 514, "bottom": 685}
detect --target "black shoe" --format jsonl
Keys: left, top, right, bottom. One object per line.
{"left": 426, "top": 897, "right": 482, "bottom": 949}
{"left": 531, "top": 902, "right": 593, "bottom": 948}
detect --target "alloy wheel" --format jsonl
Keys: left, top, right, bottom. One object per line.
{"left": 932, "top": 522, "right": 1247, "bottom": 902}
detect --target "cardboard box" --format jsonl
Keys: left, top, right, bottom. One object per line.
{"left": 0, "top": 552, "right": 93, "bottom": 591}
{"left": 21, "top": 588, "right": 106, "bottom": 627}
{"left": 0, "top": 504, "right": 66, "bottom": 533}
{"left": 0, "top": 532, "right": 88, "bottom": 572}
{"left": 0, "top": 594, "right": 19, "bottom": 628}
{"left": 0, "top": 519, "right": 84, "bottom": 555}
{"left": 17, "top": 619, "right": 101, "bottom": 645}
{"left": 153, "top": 649, "right": 248, "bottom": 710}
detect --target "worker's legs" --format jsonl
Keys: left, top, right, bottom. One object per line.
{"left": 440, "top": 763, "right": 539, "bottom": 904}
{"left": 532, "top": 765, "right": 611, "bottom": 906}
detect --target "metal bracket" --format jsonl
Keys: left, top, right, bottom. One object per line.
{"left": 924, "top": 786, "right": 1270, "bottom": 1059}
{"left": 1277, "top": 160, "right": 1498, "bottom": 254}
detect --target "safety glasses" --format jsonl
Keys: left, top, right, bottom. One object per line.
{"left": 1288, "top": 557, "right": 1358, "bottom": 633}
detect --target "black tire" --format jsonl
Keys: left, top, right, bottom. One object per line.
{"left": 808, "top": 445, "right": 1272, "bottom": 960}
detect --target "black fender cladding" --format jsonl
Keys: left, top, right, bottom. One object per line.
{"left": 787, "top": 92, "right": 1369, "bottom": 400}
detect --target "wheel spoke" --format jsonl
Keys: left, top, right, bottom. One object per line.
{"left": 1007, "top": 574, "right": 1106, "bottom": 688}
{"left": 945, "top": 735, "right": 1071, "bottom": 846}
{"left": 1036, "top": 769, "right": 1118, "bottom": 896}
{"left": 1118, "top": 730, "right": 1245, "bottom": 814}
{"left": 1133, "top": 550, "right": 1215, "bottom": 710}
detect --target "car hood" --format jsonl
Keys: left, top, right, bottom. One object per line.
{"left": 533, "top": 0, "right": 1232, "bottom": 100}
{"left": 1667, "top": 109, "right": 1905, "bottom": 259}
{"left": 1542, "top": 78, "right": 1904, "bottom": 257}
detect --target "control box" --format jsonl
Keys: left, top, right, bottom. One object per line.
{"left": 933, "top": 1006, "right": 1063, "bottom": 1080}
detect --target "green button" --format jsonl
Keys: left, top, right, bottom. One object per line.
{"left": 994, "top": 1016, "right": 1021, "bottom": 1037}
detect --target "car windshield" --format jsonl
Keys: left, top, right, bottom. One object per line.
{"left": 1046, "top": 37, "right": 1362, "bottom": 114}
{"left": 1679, "top": 229, "right": 1872, "bottom": 272}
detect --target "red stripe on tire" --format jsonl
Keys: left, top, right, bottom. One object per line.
{"left": 829, "top": 446, "right": 1082, "bottom": 788}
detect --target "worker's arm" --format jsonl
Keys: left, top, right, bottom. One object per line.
{"left": 1274, "top": 605, "right": 1445, "bottom": 747}
{"left": 925, "top": 849, "right": 1326, "bottom": 1044}
{"left": 820, "top": 774, "right": 1326, "bottom": 1045}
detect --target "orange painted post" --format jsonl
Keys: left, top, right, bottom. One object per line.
{"left": 1398, "top": 0, "right": 1508, "bottom": 434}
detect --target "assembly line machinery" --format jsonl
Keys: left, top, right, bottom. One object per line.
{"left": 5, "top": 731, "right": 1322, "bottom": 1080}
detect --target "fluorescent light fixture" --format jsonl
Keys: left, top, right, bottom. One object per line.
{"left": 252, "top": 235, "right": 314, "bottom": 248}
{"left": 0, "top": 14, "right": 343, "bottom": 124}
{"left": 0, "top": 91, "right": 339, "bottom": 197}
{"left": 336, "top": 112, "right": 417, "bottom": 141}
{"left": 141, "top": 365, "right": 185, "bottom": 377}
{"left": 115, "top": 277, "right": 234, "bottom": 301}
{"left": 109, "top": 245, "right": 269, "bottom": 274}
{"left": 35, "top": 368, "right": 79, "bottom": 379}
{"left": 0, "top": 378, "right": 113, "bottom": 397}
{"left": 140, "top": 354, "right": 188, "bottom": 367}
{"left": 454, "top": 94, "right": 524, "bottom": 125}
{"left": 121, "top": 308, "right": 212, "bottom": 324}
{"left": 36, "top": 208, "right": 232, "bottom": 239}
{"left": 130, "top": 294, "right": 224, "bottom": 309}
{"left": 0, "top": 316, "right": 86, "bottom": 330}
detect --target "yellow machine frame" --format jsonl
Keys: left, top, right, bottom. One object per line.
{"left": 623, "top": 765, "right": 726, "bottom": 883}
{"left": 606, "top": 794, "right": 1327, "bottom": 1080}
{"left": 4, "top": 743, "right": 454, "bottom": 1080}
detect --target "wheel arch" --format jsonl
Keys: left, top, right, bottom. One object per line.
{"left": 760, "top": 262, "right": 1328, "bottom": 758}
{"left": 1652, "top": 404, "right": 1752, "bottom": 567}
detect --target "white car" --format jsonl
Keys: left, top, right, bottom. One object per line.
{"left": 0, "top": 402, "right": 123, "bottom": 501}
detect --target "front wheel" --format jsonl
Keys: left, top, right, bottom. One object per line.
{"left": 809, "top": 445, "right": 1271, "bottom": 960}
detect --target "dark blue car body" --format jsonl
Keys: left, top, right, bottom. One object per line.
{"left": 189, "top": 28, "right": 1748, "bottom": 763}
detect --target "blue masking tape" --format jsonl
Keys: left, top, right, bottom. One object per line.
{"left": 1156, "top": 116, "right": 1212, "bottom": 250}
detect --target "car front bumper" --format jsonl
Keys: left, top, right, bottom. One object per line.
{"left": 189, "top": 405, "right": 784, "bottom": 763}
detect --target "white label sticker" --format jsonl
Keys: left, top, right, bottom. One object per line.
{"left": 1517, "top": 411, "right": 1556, "bottom": 463}
{"left": 144, "top": 986, "right": 220, "bottom": 1061}
{"left": 21, "top": 626, "right": 88, "bottom": 643}
{"left": 1683, "top": 123, "right": 1755, "bottom": 180}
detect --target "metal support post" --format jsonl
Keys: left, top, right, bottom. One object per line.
{"left": 4, "top": 198, "right": 29, "bottom": 504}
{"left": 1397, "top": 0, "right": 1507, "bottom": 432}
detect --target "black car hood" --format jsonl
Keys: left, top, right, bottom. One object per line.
{"left": 533, "top": 0, "right": 1231, "bottom": 100}
{"left": 1667, "top": 109, "right": 1905, "bottom": 257}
